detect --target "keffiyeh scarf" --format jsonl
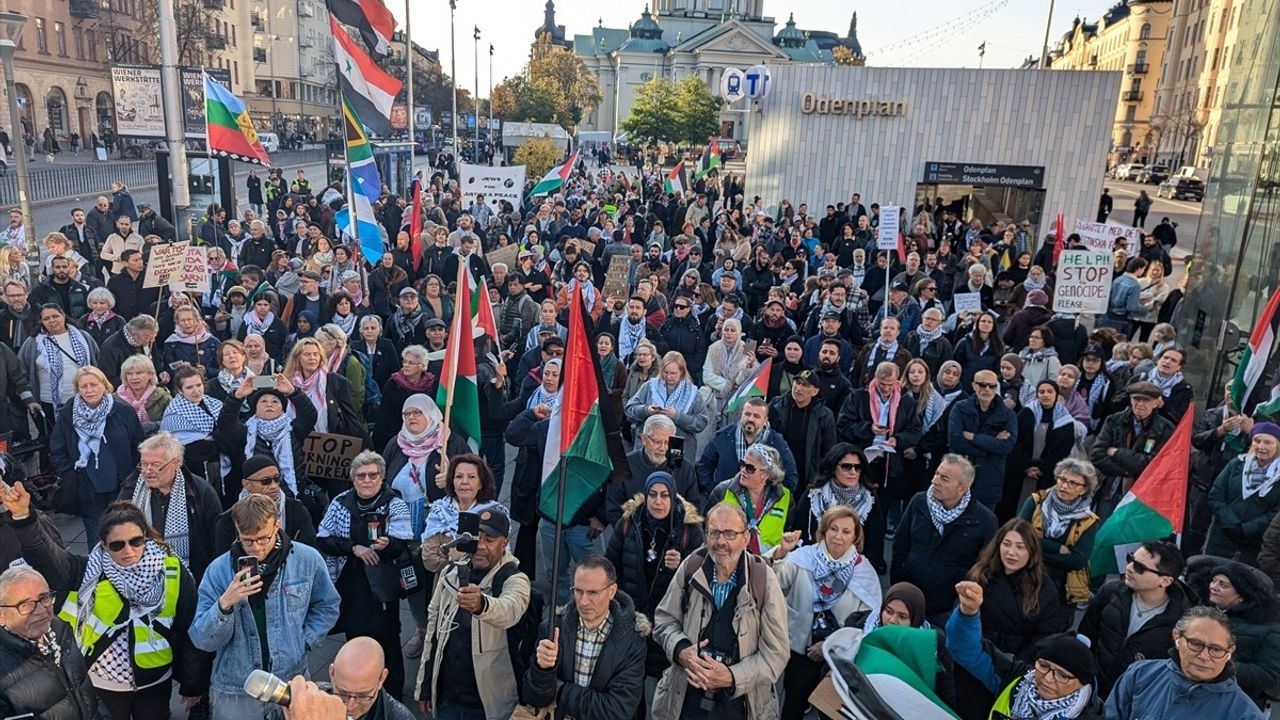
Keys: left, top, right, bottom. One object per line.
{"left": 217, "top": 368, "right": 252, "bottom": 396}
{"left": 617, "top": 316, "right": 647, "bottom": 360}
{"left": 1023, "top": 275, "right": 1047, "bottom": 292}
{"left": 316, "top": 488, "right": 412, "bottom": 581}
{"left": 867, "top": 339, "right": 899, "bottom": 367}
{"left": 648, "top": 377, "right": 698, "bottom": 415}
{"left": 1147, "top": 368, "right": 1184, "bottom": 396}
{"left": 246, "top": 414, "right": 298, "bottom": 494}
{"left": 75, "top": 541, "right": 168, "bottom": 680}
{"left": 1031, "top": 400, "right": 1074, "bottom": 430}
{"left": 1040, "top": 490, "right": 1092, "bottom": 539}
{"left": 914, "top": 323, "right": 944, "bottom": 348}
{"left": 925, "top": 487, "right": 970, "bottom": 535}
{"left": 422, "top": 498, "right": 506, "bottom": 541}
{"left": 810, "top": 480, "right": 874, "bottom": 522}
{"left": 1242, "top": 453, "right": 1280, "bottom": 499}
{"left": 39, "top": 328, "right": 90, "bottom": 405}
{"left": 131, "top": 471, "right": 191, "bottom": 562}
{"left": 786, "top": 543, "right": 860, "bottom": 613}
{"left": 71, "top": 395, "right": 113, "bottom": 470}
{"left": 392, "top": 307, "right": 424, "bottom": 339}
{"left": 243, "top": 311, "right": 276, "bottom": 336}
{"left": 1010, "top": 670, "right": 1092, "bottom": 719}
{"left": 331, "top": 311, "right": 357, "bottom": 337}
{"left": 160, "top": 394, "right": 223, "bottom": 442}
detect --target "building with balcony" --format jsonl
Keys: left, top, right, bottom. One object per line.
{"left": 1046, "top": 0, "right": 1173, "bottom": 166}
{"left": 247, "top": 0, "right": 337, "bottom": 137}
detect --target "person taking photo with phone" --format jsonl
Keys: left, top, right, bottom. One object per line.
{"left": 190, "top": 493, "right": 339, "bottom": 720}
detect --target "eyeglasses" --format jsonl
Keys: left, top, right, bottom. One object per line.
{"left": 238, "top": 531, "right": 277, "bottom": 549}
{"left": 331, "top": 686, "right": 380, "bottom": 705}
{"left": 106, "top": 536, "right": 147, "bottom": 553}
{"left": 1178, "top": 635, "right": 1231, "bottom": 659}
{"left": 352, "top": 471, "right": 381, "bottom": 480}
{"left": 707, "top": 529, "right": 746, "bottom": 541}
{"left": 1034, "top": 658, "right": 1076, "bottom": 683}
{"left": 0, "top": 592, "right": 54, "bottom": 616}
{"left": 739, "top": 460, "right": 760, "bottom": 474}
{"left": 1126, "top": 552, "right": 1171, "bottom": 577}
{"left": 674, "top": 304, "right": 690, "bottom": 310}
{"left": 571, "top": 582, "right": 615, "bottom": 600}
{"left": 974, "top": 381, "right": 998, "bottom": 390}
{"left": 246, "top": 474, "right": 282, "bottom": 487}
{"left": 138, "top": 458, "right": 178, "bottom": 475}
{"left": 402, "top": 409, "right": 425, "bottom": 418}
{"left": 838, "top": 462, "right": 862, "bottom": 472}
{"left": 1055, "top": 474, "right": 1087, "bottom": 489}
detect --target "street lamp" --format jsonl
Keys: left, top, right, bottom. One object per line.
{"left": 0, "top": 11, "right": 33, "bottom": 265}
{"left": 474, "top": 25, "right": 479, "bottom": 162}
{"left": 449, "top": 0, "right": 457, "bottom": 158}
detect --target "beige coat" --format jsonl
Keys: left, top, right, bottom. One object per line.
{"left": 416, "top": 551, "right": 530, "bottom": 720}
{"left": 651, "top": 551, "right": 790, "bottom": 720}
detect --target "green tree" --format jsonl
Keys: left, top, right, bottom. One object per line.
{"left": 620, "top": 77, "right": 679, "bottom": 144}
{"left": 525, "top": 36, "right": 603, "bottom": 131}
{"left": 673, "top": 75, "right": 722, "bottom": 145}
{"left": 514, "top": 136, "right": 561, "bottom": 179}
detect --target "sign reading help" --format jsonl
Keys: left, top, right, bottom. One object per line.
{"left": 1053, "top": 249, "right": 1114, "bottom": 314}
{"left": 143, "top": 242, "right": 191, "bottom": 289}
{"left": 302, "top": 432, "right": 363, "bottom": 483}
{"left": 169, "top": 245, "right": 210, "bottom": 294}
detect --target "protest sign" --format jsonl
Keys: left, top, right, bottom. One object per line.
{"left": 953, "top": 292, "right": 983, "bottom": 315}
{"left": 459, "top": 164, "right": 526, "bottom": 214}
{"left": 602, "top": 255, "right": 632, "bottom": 300}
{"left": 1072, "top": 220, "right": 1142, "bottom": 255}
{"left": 485, "top": 243, "right": 521, "bottom": 270}
{"left": 877, "top": 206, "right": 900, "bottom": 251}
{"left": 168, "top": 245, "right": 210, "bottom": 294}
{"left": 1053, "top": 249, "right": 1114, "bottom": 314}
{"left": 143, "top": 242, "right": 190, "bottom": 289}
{"left": 302, "top": 432, "right": 363, "bottom": 483}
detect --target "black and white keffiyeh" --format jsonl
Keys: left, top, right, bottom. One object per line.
{"left": 132, "top": 471, "right": 192, "bottom": 562}
{"left": 810, "top": 480, "right": 874, "bottom": 523}
{"left": 160, "top": 394, "right": 223, "bottom": 443}
{"left": 1040, "top": 490, "right": 1092, "bottom": 539}
{"left": 38, "top": 327, "right": 90, "bottom": 405}
{"left": 217, "top": 367, "right": 252, "bottom": 396}
{"left": 75, "top": 541, "right": 168, "bottom": 682}
{"left": 1030, "top": 400, "right": 1075, "bottom": 430}
{"left": 1242, "top": 453, "right": 1280, "bottom": 499}
{"left": 785, "top": 543, "right": 864, "bottom": 613}
{"left": 1009, "top": 670, "right": 1092, "bottom": 719}
{"left": 246, "top": 414, "right": 298, "bottom": 494}
{"left": 331, "top": 311, "right": 357, "bottom": 337}
{"left": 925, "top": 486, "right": 970, "bottom": 535}
{"left": 647, "top": 377, "right": 698, "bottom": 415}
{"left": 617, "top": 315, "right": 647, "bottom": 360}
{"left": 316, "top": 487, "right": 413, "bottom": 581}
{"left": 71, "top": 395, "right": 113, "bottom": 470}
{"left": 243, "top": 311, "right": 276, "bottom": 336}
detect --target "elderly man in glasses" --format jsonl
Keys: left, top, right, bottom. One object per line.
{"left": 1106, "top": 606, "right": 1264, "bottom": 719}
{"left": 212, "top": 453, "right": 317, "bottom": 551}
{"left": 1078, "top": 540, "right": 1191, "bottom": 698}
{"left": 0, "top": 565, "right": 96, "bottom": 719}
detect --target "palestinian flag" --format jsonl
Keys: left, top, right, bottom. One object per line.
{"left": 204, "top": 72, "right": 270, "bottom": 166}
{"left": 664, "top": 164, "right": 686, "bottom": 196}
{"left": 1090, "top": 404, "right": 1193, "bottom": 576}
{"left": 1231, "top": 288, "right": 1280, "bottom": 415}
{"left": 693, "top": 140, "right": 720, "bottom": 180}
{"left": 818, "top": 625, "right": 958, "bottom": 720}
{"left": 436, "top": 262, "right": 481, "bottom": 451}
{"left": 724, "top": 358, "right": 771, "bottom": 416}
{"left": 529, "top": 151, "right": 579, "bottom": 197}
{"left": 539, "top": 283, "right": 613, "bottom": 522}
{"left": 469, "top": 268, "right": 499, "bottom": 343}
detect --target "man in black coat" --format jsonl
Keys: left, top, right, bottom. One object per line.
{"left": 105, "top": 249, "right": 159, "bottom": 320}
{"left": 1089, "top": 382, "right": 1176, "bottom": 517}
{"left": 136, "top": 203, "right": 176, "bottom": 243}
{"left": 86, "top": 196, "right": 114, "bottom": 250}
{"left": 610, "top": 415, "right": 701, "bottom": 523}
{"left": 98, "top": 315, "right": 158, "bottom": 387}
{"left": 0, "top": 282, "right": 38, "bottom": 353}
{"left": 0, "top": 565, "right": 97, "bottom": 720}
{"left": 658, "top": 299, "right": 703, "bottom": 384}
{"left": 59, "top": 208, "right": 100, "bottom": 275}
{"left": 30, "top": 256, "right": 90, "bottom": 320}
{"left": 768, "top": 371, "right": 836, "bottom": 486}
{"left": 814, "top": 339, "right": 852, "bottom": 416}
{"left": 1097, "top": 188, "right": 1113, "bottom": 223}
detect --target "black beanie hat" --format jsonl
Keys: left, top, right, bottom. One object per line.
{"left": 242, "top": 454, "right": 279, "bottom": 479}
{"left": 1036, "top": 634, "right": 1096, "bottom": 685}
{"left": 252, "top": 388, "right": 289, "bottom": 412}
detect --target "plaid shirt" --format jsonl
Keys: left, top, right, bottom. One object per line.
{"left": 572, "top": 615, "right": 613, "bottom": 688}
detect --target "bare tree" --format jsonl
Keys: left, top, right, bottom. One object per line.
{"left": 1152, "top": 99, "right": 1207, "bottom": 168}
{"left": 134, "top": 0, "right": 219, "bottom": 66}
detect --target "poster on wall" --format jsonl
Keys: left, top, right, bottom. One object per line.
{"left": 110, "top": 65, "right": 165, "bottom": 138}
{"left": 459, "top": 163, "right": 525, "bottom": 214}
{"left": 180, "top": 67, "right": 232, "bottom": 140}
{"left": 391, "top": 103, "right": 408, "bottom": 132}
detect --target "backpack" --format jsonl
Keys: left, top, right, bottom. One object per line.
{"left": 678, "top": 547, "right": 768, "bottom": 616}
{"left": 491, "top": 561, "right": 544, "bottom": 692}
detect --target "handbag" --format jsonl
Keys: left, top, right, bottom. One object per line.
{"left": 510, "top": 703, "right": 555, "bottom": 720}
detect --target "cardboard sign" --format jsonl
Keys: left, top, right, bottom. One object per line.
{"left": 1053, "top": 249, "right": 1114, "bottom": 314}
{"left": 602, "top": 254, "right": 632, "bottom": 300}
{"left": 953, "top": 292, "right": 983, "bottom": 315}
{"left": 485, "top": 243, "right": 521, "bottom": 270}
{"left": 1072, "top": 219, "right": 1142, "bottom": 255}
{"left": 168, "top": 245, "right": 210, "bottom": 294}
{"left": 302, "top": 432, "right": 363, "bottom": 483}
{"left": 143, "top": 242, "right": 190, "bottom": 289}
{"left": 877, "top": 206, "right": 900, "bottom": 251}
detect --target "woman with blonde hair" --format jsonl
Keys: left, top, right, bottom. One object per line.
{"left": 283, "top": 337, "right": 367, "bottom": 489}
{"left": 115, "top": 354, "right": 170, "bottom": 432}
{"left": 624, "top": 350, "right": 710, "bottom": 459}
{"left": 314, "top": 323, "right": 366, "bottom": 427}
{"left": 621, "top": 339, "right": 659, "bottom": 410}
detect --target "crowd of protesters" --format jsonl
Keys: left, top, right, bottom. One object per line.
{"left": 0, "top": 151, "right": 1264, "bottom": 720}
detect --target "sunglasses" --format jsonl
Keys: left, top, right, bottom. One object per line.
{"left": 246, "top": 474, "right": 282, "bottom": 487}
{"left": 838, "top": 462, "right": 862, "bottom": 472}
{"left": 974, "top": 381, "right": 998, "bottom": 390}
{"left": 107, "top": 536, "right": 147, "bottom": 553}
{"left": 674, "top": 303, "right": 690, "bottom": 310}
{"left": 739, "top": 460, "right": 760, "bottom": 474}
{"left": 1126, "top": 552, "right": 1170, "bottom": 577}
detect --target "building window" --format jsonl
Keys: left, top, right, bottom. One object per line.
{"left": 231, "top": 25, "right": 236, "bottom": 46}
{"left": 233, "top": 61, "right": 238, "bottom": 86}
{"left": 1126, "top": 105, "right": 1137, "bottom": 121}
{"left": 54, "top": 22, "right": 66, "bottom": 56}
{"left": 1139, "top": 23, "right": 1151, "bottom": 40}
{"left": 73, "top": 27, "right": 83, "bottom": 59}
{"left": 87, "top": 30, "right": 97, "bottom": 61}
{"left": 34, "top": 18, "right": 47, "bottom": 54}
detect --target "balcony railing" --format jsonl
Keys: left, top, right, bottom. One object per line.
{"left": 1123, "top": 90, "right": 1144, "bottom": 101}
{"left": 70, "top": 0, "right": 100, "bottom": 19}
{"left": 1128, "top": 63, "right": 1149, "bottom": 74}
{"left": 207, "top": 35, "right": 227, "bottom": 49}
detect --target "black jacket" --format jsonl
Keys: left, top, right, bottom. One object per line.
{"left": 353, "top": 338, "right": 400, "bottom": 393}
{"left": 30, "top": 278, "right": 90, "bottom": 320}
{"left": 214, "top": 389, "right": 318, "bottom": 498}
{"left": 611, "top": 448, "right": 702, "bottom": 525}
{"left": 138, "top": 212, "right": 177, "bottom": 243}
{"left": 658, "top": 315, "right": 705, "bottom": 382}
{"left": 978, "top": 569, "right": 1071, "bottom": 660}
{"left": 118, "top": 472, "right": 223, "bottom": 581}
{"left": 0, "top": 621, "right": 96, "bottom": 720}
{"left": 1079, "top": 577, "right": 1194, "bottom": 697}
{"left": 525, "top": 590, "right": 647, "bottom": 720}
{"left": 1089, "top": 409, "right": 1175, "bottom": 483}
{"left": 769, "top": 396, "right": 837, "bottom": 485}
{"left": 891, "top": 490, "right": 999, "bottom": 623}
{"left": 1009, "top": 406, "right": 1077, "bottom": 489}
{"left": 505, "top": 408, "right": 607, "bottom": 527}
{"left": 836, "top": 389, "right": 921, "bottom": 480}
{"left": 105, "top": 270, "right": 159, "bottom": 322}
{"left": 96, "top": 330, "right": 147, "bottom": 388}
{"left": 903, "top": 332, "right": 953, "bottom": 377}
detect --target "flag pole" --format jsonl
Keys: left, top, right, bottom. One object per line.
{"left": 440, "top": 257, "right": 467, "bottom": 452}
{"left": 404, "top": 0, "right": 415, "bottom": 148}
{"left": 546, "top": 284, "right": 581, "bottom": 622}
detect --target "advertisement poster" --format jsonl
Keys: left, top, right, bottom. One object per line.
{"left": 180, "top": 67, "right": 232, "bottom": 139}
{"left": 111, "top": 65, "right": 165, "bottom": 138}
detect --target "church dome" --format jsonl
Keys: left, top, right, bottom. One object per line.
{"left": 775, "top": 13, "right": 807, "bottom": 48}
{"left": 621, "top": 4, "right": 668, "bottom": 52}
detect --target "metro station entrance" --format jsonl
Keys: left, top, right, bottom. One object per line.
{"left": 913, "top": 162, "right": 1047, "bottom": 239}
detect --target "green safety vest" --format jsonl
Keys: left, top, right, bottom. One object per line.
{"left": 988, "top": 677, "right": 1021, "bottom": 720}
{"left": 58, "top": 554, "right": 181, "bottom": 671}
{"left": 723, "top": 485, "right": 791, "bottom": 552}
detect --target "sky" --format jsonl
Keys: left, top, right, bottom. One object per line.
{"left": 386, "top": 0, "right": 1119, "bottom": 100}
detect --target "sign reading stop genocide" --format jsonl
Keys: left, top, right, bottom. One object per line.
{"left": 1053, "top": 249, "right": 1114, "bottom": 314}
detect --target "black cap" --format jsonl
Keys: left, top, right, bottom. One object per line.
{"left": 793, "top": 370, "right": 816, "bottom": 386}
{"left": 477, "top": 508, "right": 510, "bottom": 538}
{"left": 821, "top": 309, "right": 842, "bottom": 321}
{"left": 765, "top": 298, "right": 785, "bottom": 309}
{"left": 1035, "top": 634, "right": 1097, "bottom": 685}
{"left": 890, "top": 282, "right": 909, "bottom": 292}
{"left": 242, "top": 454, "right": 279, "bottom": 479}
{"left": 1082, "top": 345, "right": 1107, "bottom": 360}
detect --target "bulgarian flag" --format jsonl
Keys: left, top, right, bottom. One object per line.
{"left": 529, "top": 151, "right": 579, "bottom": 197}
{"left": 1231, "top": 287, "right": 1280, "bottom": 416}
{"left": 1090, "top": 404, "right": 1193, "bottom": 576}
{"left": 539, "top": 283, "right": 613, "bottom": 522}
{"left": 436, "top": 262, "right": 481, "bottom": 451}
{"left": 664, "top": 164, "right": 686, "bottom": 195}
{"left": 204, "top": 72, "right": 271, "bottom": 166}
{"left": 469, "top": 268, "right": 499, "bottom": 343}
{"left": 693, "top": 139, "right": 721, "bottom": 180}
{"left": 725, "top": 358, "right": 772, "bottom": 416}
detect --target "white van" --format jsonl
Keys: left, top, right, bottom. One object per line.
{"left": 258, "top": 132, "right": 280, "bottom": 153}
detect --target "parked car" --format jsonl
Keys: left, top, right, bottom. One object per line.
{"left": 714, "top": 138, "right": 741, "bottom": 161}
{"left": 1157, "top": 176, "right": 1205, "bottom": 201}
{"left": 1139, "top": 165, "right": 1170, "bottom": 184}
{"left": 1116, "top": 163, "right": 1146, "bottom": 181}
{"left": 258, "top": 132, "right": 280, "bottom": 153}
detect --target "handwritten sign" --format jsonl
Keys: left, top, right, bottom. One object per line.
{"left": 168, "top": 246, "right": 210, "bottom": 294}
{"left": 485, "top": 243, "right": 520, "bottom": 270}
{"left": 877, "top": 206, "right": 900, "bottom": 251}
{"left": 953, "top": 292, "right": 983, "bottom": 315}
{"left": 143, "top": 242, "right": 190, "bottom": 289}
{"left": 602, "top": 254, "right": 632, "bottom": 300}
{"left": 302, "top": 432, "right": 363, "bottom": 483}
{"left": 1072, "top": 220, "right": 1142, "bottom": 256}
{"left": 1053, "top": 249, "right": 1113, "bottom": 314}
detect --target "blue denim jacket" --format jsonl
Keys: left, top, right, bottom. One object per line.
{"left": 189, "top": 543, "right": 341, "bottom": 694}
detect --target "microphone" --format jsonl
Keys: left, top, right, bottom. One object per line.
{"left": 440, "top": 532, "right": 478, "bottom": 551}
{"left": 244, "top": 669, "right": 291, "bottom": 707}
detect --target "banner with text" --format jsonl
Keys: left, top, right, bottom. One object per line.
{"left": 143, "top": 242, "right": 191, "bottom": 289}
{"left": 110, "top": 65, "right": 166, "bottom": 138}
{"left": 459, "top": 164, "right": 526, "bottom": 214}
{"left": 180, "top": 67, "right": 232, "bottom": 140}
{"left": 1072, "top": 220, "right": 1143, "bottom": 256}
{"left": 1053, "top": 249, "right": 1114, "bottom": 314}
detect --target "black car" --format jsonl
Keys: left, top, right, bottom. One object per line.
{"left": 1157, "top": 176, "right": 1205, "bottom": 201}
